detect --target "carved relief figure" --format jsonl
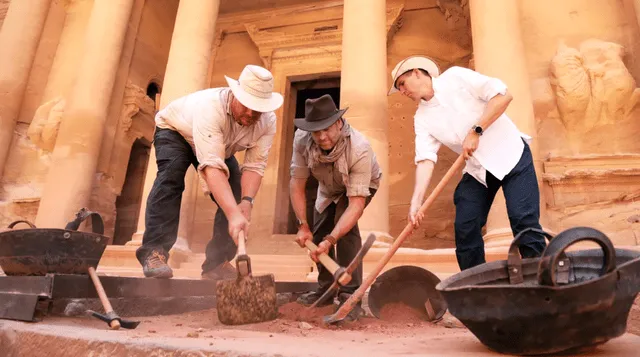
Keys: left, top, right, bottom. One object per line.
{"left": 550, "top": 39, "right": 640, "bottom": 133}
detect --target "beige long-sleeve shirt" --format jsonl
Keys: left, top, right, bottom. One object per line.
{"left": 290, "top": 126, "right": 382, "bottom": 213}
{"left": 155, "top": 88, "right": 276, "bottom": 193}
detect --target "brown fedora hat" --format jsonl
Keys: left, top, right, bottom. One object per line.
{"left": 294, "top": 94, "right": 348, "bottom": 132}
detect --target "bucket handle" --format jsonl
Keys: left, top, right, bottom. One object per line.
{"left": 64, "top": 208, "right": 105, "bottom": 235}
{"left": 6, "top": 220, "right": 37, "bottom": 229}
{"left": 537, "top": 227, "right": 616, "bottom": 286}
{"left": 507, "top": 228, "right": 555, "bottom": 284}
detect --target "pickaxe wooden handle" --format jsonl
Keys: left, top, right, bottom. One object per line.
{"left": 304, "top": 240, "right": 351, "bottom": 286}
{"left": 324, "top": 155, "right": 465, "bottom": 325}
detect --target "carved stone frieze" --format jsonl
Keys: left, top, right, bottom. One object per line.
{"left": 550, "top": 39, "right": 640, "bottom": 133}
{"left": 244, "top": 4, "right": 404, "bottom": 69}
{"left": 542, "top": 154, "right": 640, "bottom": 208}
{"left": 121, "top": 80, "right": 156, "bottom": 133}
{"left": 27, "top": 97, "right": 66, "bottom": 153}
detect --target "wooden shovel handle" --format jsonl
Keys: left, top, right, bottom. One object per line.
{"left": 237, "top": 231, "right": 247, "bottom": 256}
{"left": 304, "top": 240, "right": 351, "bottom": 285}
{"left": 88, "top": 266, "right": 120, "bottom": 330}
{"left": 330, "top": 155, "right": 465, "bottom": 321}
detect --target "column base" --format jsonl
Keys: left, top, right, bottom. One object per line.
{"left": 483, "top": 226, "right": 557, "bottom": 248}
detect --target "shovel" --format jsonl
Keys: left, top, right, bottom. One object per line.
{"left": 324, "top": 155, "right": 465, "bottom": 325}
{"left": 216, "top": 231, "right": 278, "bottom": 325}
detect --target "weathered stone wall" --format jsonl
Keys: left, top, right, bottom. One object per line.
{"left": 522, "top": 0, "right": 640, "bottom": 244}
{"left": 0, "top": 0, "right": 10, "bottom": 31}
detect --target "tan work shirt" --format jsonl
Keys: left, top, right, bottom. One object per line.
{"left": 155, "top": 88, "right": 276, "bottom": 193}
{"left": 290, "top": 126, "right": 382, "bottom": 213}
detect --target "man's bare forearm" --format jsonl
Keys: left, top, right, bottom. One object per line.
{"left": 330, "top": 196, "right": 365, "bottom": 240}
{"left": 241, "top": 170, "right": 263, "bottom": 199}
{"left": 411, "top": 160, "right": 435, "bottom": 207}
{"left": 204, "top": 167, "right": 241, "bottom": 218}
{"left": 289, "top": 178, "right": 308, "bottom": 225}
{"left": 476, "top": 91, "right": 513, "bottom": 131}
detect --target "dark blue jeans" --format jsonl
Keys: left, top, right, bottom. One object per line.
{"left": 453, "top": 141, "right": 546, "bottom": 270}
{"left": 135, "top": 128, "right": 240, "bottom": 273}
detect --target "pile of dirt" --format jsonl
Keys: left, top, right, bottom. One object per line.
{"left": 378, "top": 302, "right": 426, "bottom": 323}
{"left": 277, "top": 302, "right": 335, "bottom": 324}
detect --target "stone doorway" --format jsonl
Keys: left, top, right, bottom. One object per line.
{"left": 273, "top": 76, "right": 341, "bottom": 235}
{"left": 113, "top": 139, "right": 150, "bottom": 245}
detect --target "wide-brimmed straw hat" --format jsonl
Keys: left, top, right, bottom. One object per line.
{"left": 294, "top": 94, "right": 348, "bottom": 132}
{"left": 388, "top": 56, "right": 440, "bottom": 95}
{"left": 224, "top": 65, "right": 283, "bottom": 112}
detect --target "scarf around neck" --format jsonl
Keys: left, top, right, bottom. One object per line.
{"left": 306, "top": 119, "right": 352, "bottom": 187}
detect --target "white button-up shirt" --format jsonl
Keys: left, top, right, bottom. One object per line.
{"left": 155, "top": 88, "right": 276, "bottom": 193}
{"left": 413, "top": 66, "right": 530, "bottom": 186}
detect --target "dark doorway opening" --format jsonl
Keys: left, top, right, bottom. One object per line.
{"left": 285, "top": 79, "right": 341, "bottom": 234}
{"left": 113, "top": 139, "right": 150, "bottom": 245}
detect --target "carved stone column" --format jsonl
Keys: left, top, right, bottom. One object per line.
{"left": 340, "top": 0, "right": 390, "bottom": 236}
{"left": 35, "top": 0, "right": 135, "bottom": 228}
{"left": 469, "top": 0, "right": 547, "bottom": 246}
{"left": 0, "top": 0, "right": 51, "bottom": 179}
{"left": 129, "top": 0, "right": 220, "bottom": 258}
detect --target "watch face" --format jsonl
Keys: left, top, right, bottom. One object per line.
{"left": 475, "top": 126, "right": 482, "bottom": 133}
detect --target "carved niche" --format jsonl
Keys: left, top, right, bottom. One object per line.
{"left": 244, "top": 4, "right": 405, "bottom": 69}
{"left": 550, "top": 39, "right": 640, "bottom": 133}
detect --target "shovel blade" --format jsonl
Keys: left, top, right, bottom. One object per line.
{"left": 215, "top": 273, "right": 278, "bottom": 325}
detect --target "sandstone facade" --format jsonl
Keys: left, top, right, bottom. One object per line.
{"left": 1, "top": 0, "right": 640, "bottom": 274}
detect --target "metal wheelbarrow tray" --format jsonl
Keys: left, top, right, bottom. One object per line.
{"left": 436, "top": 226, "right": 640, "bottom": 356}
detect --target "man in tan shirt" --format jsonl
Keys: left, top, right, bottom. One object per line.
{"left": 289, "top": 94, "right": 381, "bottom": 319}
{"left": 136, "top": 65, "right": 283, "bottom": 279}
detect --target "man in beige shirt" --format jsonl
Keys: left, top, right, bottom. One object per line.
{"left": 136, "top": 65, "right": 283, "bottom": 279}
{"left": 289, "top": 94, "right": 381, "bottom": 319}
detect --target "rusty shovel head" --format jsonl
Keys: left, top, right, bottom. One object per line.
{"left": 215, "top": 273, "right": 278, "bottom": 325}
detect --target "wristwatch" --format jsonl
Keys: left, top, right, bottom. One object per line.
{"left": 241, "top": 196, "right": 254, "bottom": 207}
{"left": 323, "top": 234, "right": 338, "bottom": 245}
{"left": 472, "top": 125, "right": 483, "bottom": 136}
{"left": 296, "top": 218, "right": 308, "bottom": 228}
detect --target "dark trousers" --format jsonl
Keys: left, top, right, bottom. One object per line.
{"left": 135, "top": 128, "right": 240, "bottom": 273}
{"left": 453, "top": 141, "right": 546, "bottom": 270}
{"left": 313, "top": 189, "right": 376, "bottom": 295}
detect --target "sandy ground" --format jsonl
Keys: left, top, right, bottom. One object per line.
{"left": 2, "top": 300, "right": 632, "bottom": 357}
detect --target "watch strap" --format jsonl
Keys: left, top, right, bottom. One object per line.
{"left": 241, "top": 196, "right": 254, "bottom": 206}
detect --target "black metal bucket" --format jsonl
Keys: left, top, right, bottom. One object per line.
{"left": 0, "top": 208, "right": 109, "bottom": 276}
{"left": 436, "top": 226, "right": 640, "bottom": 356}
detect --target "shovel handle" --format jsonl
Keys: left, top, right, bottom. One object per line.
{"left": 304, "top": 240, "right": 351, "bottom": 286}
{"left": 328, "top": 155, "right": 465, "bottom": 323}
{"left": 88, "top": 267, "right": 120, "bottom": 330}
{"left": 237, "top": 230, "right": 247, "bottom": 256}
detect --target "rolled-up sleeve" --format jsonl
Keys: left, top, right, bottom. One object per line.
{"left": 290, "top": 129, "right": 310, "bottom": 179}
{"left": 192, "top": 108, "right": 229, "bottom": 178}
{"left": 449, "top": 66, "right": 507, "bottom": 102}
{"left": 242, "top": 113, "right": 276, "bottom": 176}
{"left": 346, "top": 145, "right": 373, "bottom": 198}
{"left": 414, "top": 117, "right": 441, "bottom": 164}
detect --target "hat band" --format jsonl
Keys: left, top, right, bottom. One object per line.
{"left": 309, "top": 108, "right": 341, "bottom": 122}
{"left": 240, "top": 81, "right": 272, "bottom": 99}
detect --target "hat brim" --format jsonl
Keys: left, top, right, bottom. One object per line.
{"left": 294, "top": 108, "right": 348, "bottom": 132}
{"left": 225, "top": 75, "right": 284, "bottom": 112}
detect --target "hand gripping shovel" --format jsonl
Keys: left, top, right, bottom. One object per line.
{"left": 304, "top": 233, "right": 377, "bottom": 309}
{"left": 323, "top": 155, "right": 465, "bottom": 325}
{"left": 216, "top": 231, "right": 278, "bottom": 325}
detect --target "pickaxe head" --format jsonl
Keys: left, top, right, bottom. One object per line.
{"left": 88, "top": 310, "right": 141, "bottom": 329}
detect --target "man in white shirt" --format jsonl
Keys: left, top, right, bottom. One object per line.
{"left": 388, "top": 56, "right": 546, "bottom": 270}
{"left": 135, "top": 65, "right": 283, "bottom": 279}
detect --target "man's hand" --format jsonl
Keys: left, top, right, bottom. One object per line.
{"left": 295, "top": 224, "right": 313, "bottom": 248}
{"left": 309, "top": 240, "right": 332, "bottom": 263}
{"left": 238, "top": 200, "right": 252, "bottom": 222}
{"left": 228, "top": 211, "right": 249, "bottom": 245}
{"left": 408, "top": 201, "right": 425, "bottom": 228}
{"left": 462, "top": 131, "right": 479, "bottom": 160}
